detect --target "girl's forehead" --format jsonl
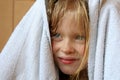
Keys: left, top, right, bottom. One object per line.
{"left": 57, "top": 12, "right": 85, "bottom": 34}
{"left": 58, "top": 12, "right": 84, "bottom": 28}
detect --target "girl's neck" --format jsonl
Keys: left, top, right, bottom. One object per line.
{"left": 59, "top": 70, "right": 70, "bottom": 80}
{"left": 59, "top": 68, "right": 88, "bottom": 80}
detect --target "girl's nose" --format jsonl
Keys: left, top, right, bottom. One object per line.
{"left": 61, "top": 40, "right": 75, "bottom": 54}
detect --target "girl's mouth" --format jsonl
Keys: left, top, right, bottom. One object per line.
{"left": 58, "top": 57, "right": 78, "bottom": 64}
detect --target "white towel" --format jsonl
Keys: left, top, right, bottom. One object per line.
{"left": 88, "top": 0, "right": 120, "bottom": 80}
{"left": 88, "top": 0, "right": 101, "bottom": 79}
{"left": 1, "top": 0, "right": 120, "bottom": 80}
{"left": 0, "top": 0, "right": 58, "bottom": 80}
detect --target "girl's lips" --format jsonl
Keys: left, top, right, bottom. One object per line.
{"left": 58, "top": 57, "right": 78, "bottom": 64}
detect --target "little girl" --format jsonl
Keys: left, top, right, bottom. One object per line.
{"left": 47, "top": 0, "right": 89, "bottom": 80}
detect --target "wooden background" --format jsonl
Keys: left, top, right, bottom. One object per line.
{"left": 0, "top": 0, "right": 35, "bottom": 52}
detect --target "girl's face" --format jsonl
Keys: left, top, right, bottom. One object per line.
{"left": 51, "top": 12, "right": 86, "bottom": 75}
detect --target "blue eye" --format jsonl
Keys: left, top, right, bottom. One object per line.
{"left": 75, "top": 35, "right": 85, "bottom": 40}
{"left": 53, "top": 33, "right": 61, "bottom": 38}
{"left": 52, "top": 33, "right": 62, "bottom": 41}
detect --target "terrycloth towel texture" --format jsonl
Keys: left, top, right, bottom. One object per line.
{"left": 0, "top": 0, "right": 120, "bottom": 80}
{"left": 88, "top": 0, "right": 120, "bottom": 80}
{"left": 0, "top": 0, "right": 58, "bottom": 80}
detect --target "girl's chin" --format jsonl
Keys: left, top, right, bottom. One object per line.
{"left": 60, "top": 68, "right": 76, "bottom": 75}
{"left": 57, "top": 62, "right": 79, "bottom": 75}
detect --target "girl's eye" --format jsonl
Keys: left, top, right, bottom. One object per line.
{"left": 75, "top": 35, "right": 85, "bottom": 40}
{"left": 52, "top": 33, "right": 61, "bottom": 38}
{"left": 52, "top": 33, "right": 62, "bottom": 41}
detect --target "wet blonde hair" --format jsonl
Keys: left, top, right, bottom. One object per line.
{"left": 47, "top": 0, "right": 89, "bottom": 80}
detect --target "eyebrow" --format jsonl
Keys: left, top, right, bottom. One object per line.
{"left": 72, "top": 31, "right": 85, "bottom": 36}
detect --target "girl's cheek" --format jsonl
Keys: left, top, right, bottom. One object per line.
{"left": 80, "top": 45, "right": 85, "bottom": 56}
{"left": 76, "top": 44, "right": 85, "bottom": 56}
{"left": 52, "top": 41, "right": 58, "bottom": 54}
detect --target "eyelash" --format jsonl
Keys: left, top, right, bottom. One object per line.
{"left": 75, "top": 35, "right": 85, "bottom": 40}
{"left": 52, "top": 33, "right": 61, "bottom": 38}
{"left": 51, "top": 33, "right": 62, "bottom": 42}
{"left": 51, "top": 33, "right": 85, "bottom": 42}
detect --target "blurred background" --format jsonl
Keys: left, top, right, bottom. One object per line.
{"left": 0, "top": 0, "right": 35, "bottom": 52}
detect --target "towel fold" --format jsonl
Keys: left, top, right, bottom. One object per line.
{"left": 88, "top": 0, "right": 120, "bottom": 80}
{"left": 0, "top": 0, "right": 58, "bottom": 80}
{"left": 1, "top": 0, "right": 120, "bottom": 80}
